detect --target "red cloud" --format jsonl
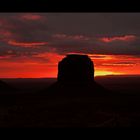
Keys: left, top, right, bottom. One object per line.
{"left": 100, "top": 35, "right": 136, "bottom": 43}
{"left": 19, "top": 14, "right": 42, "bottom": 21}
{"left": 0, "top": 29, "right": 13, "bottom": 41}
{"left": 0, "top": 55, "right": 13, "bottom": 59}
{"left": 8, "top": 40, "right": 48, "bottom": 48}
{"left": 52, "top": 34, "right": 90, "bottom": 41}
{"left": 0, "top": 30, "right": 12, "bottom": 37}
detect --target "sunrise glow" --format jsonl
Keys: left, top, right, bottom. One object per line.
{"left": 94, "top": 71, "right": 122, "bottom": 76}
{"left": 0, "top": 13, "right": 140, "bottom": 78}
{"left": 0, "top": 53, "right": 139, "bottom": 78}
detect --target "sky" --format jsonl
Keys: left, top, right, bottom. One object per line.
{"left": 0, "top": 13, "right": 140, "bottom": 78}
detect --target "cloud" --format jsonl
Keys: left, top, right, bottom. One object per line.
{"left": 102, "top": 61, "right": 137, "bottom": 66}
{"left": 1, "top": 13, "right": 140, "bottom": 59}
{"left": 19, "top": 14, "right": 43, "bottom": 21}
{"left": 49, "top": 33, "right": 140, "bottom": 55}
{"left": 52, "top": 34, "right": 90, "bottom": 41}
{"left": 0, "top": 55, "right": 14, "bottom": 59}
{"left": 0, "top": 13, "right": 49, "bottom": 43}
{"left": 100, "top": 35, "right": 136, "bottom": 43}
{"left": 8, "top": 40, "right": 48, "bottom": 48}
{"left": 0, "top": 13, "right": 52, "bottom": 58}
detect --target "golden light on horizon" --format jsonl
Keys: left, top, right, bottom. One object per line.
{"left": 0, "top": 52, "right": 139, "bottom": 78}
{"left": 94, "top": 70, "right": 123, "bottom": 77}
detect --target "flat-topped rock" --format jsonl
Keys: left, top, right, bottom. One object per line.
{"left": 57, "top": 54, "right": 94, "bottom": 83}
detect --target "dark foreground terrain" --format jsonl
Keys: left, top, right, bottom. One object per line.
{"left": 0, "top": 75, "right": 140, "bottom": 127}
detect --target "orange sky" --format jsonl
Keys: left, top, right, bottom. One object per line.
{"left": 0, "top": 13, "right": 140, "bottom": 78}
{"left": 0, "top": 52, "right": 140, "bottom": 78}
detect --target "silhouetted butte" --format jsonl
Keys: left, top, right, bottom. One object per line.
{"left": 58, "top": 54, "right": 94, "bottom": 83}
{"left": 39, "top": 54, "right": 113, "bottom": 127}
{"left": 2, "top": 55, "right": 115, "bottom": 127}
{"left": 46, "top": 54, "right": 108, "bottom": 97}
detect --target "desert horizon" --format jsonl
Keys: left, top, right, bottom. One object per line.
{"left": 1, "top": 74, "right": 140, "bottom": 79}
{"left": 1, "top": 74, "right": 140, "bottom": 95}
{"left": 0, "top": 13, "right": 140, "bottom": 78}
{"left": 0, "top": 13, "right": 140, "bottom": 127}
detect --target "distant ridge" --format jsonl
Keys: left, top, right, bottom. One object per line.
{"left": 1, "top": 74, "right": 140, "bottom": 80}
{"left": 0, "top": 79, "right": 15, "bottom": 92}
{"left": 96, "top": 74, "right": 140, "bottom": 78}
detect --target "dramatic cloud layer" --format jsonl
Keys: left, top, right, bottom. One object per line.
{"left": 0, "top": 13, "right": 140, "bottom": 78}
{"left": 8, "top": 40, "right": 48, "bottom": 48}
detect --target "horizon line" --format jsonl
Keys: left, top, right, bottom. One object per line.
{"left": 1, "top": 74, "right": 140, "bottom": 79}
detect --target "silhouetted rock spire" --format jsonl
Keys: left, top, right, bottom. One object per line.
{"left": 57, "top": 54, "right": 94, "bottom": 83}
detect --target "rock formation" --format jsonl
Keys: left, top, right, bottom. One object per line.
{"left": 46, "top": 54, "right": 108, "bottom": 97}
{"left": 39, "top": 54, "right": 112, "bottom": 127}
{"left": 3, "top": 54, "right": 113, "bottom": 127}
{"left": 57, "top": 54, "right": 94, "bottom": 83}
